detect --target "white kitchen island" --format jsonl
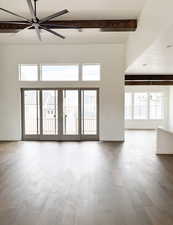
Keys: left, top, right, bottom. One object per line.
{"left": 157, "top": 127, "right": 173, "bottom": 155}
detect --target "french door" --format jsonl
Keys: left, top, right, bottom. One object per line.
{"left": 21, "top": 88, "right": 99, "bottom": 141}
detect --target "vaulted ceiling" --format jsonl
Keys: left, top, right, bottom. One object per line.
{"left": 127, "top": 26, "right": 173, "bottom": 74}
{"left": 126, "top": 0, "right": 173, "bottom": 75}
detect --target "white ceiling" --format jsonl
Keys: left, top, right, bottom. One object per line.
{"left": 126, "top": 25, "right": 173, "bottom": 74}
{"left": 0, "top": 29, "right": 129, "bottom": 44}
{"left": 0, "top": 0, "right": 146, "bottom": 44}
{"left": 0, "top": 0, "right": 146, "bottom": 19}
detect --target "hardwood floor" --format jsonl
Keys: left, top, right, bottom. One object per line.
{"left": 0, "top": 130, "right": 173, "bottom": 225}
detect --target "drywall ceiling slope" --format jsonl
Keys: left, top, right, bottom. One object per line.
{"left": 126, "top": 25, "right": 173, "bottom": 74}
{"left": 126, "top": 0, "right": 173, "bottom": 70}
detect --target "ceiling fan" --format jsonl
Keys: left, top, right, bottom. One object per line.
{"left": 0, "top": 0, "right": 77, "bottom": 41}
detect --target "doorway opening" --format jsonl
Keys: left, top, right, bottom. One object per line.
{"left": 21, "top": 88, "right": 99, "bottom": 141}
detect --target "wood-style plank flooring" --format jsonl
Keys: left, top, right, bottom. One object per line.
{"left": 0, "top": 130, "right": 173, "bottom": 225}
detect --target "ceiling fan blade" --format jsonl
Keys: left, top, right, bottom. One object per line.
{"left": 0, "top": 21, "right": 31, "bottom": 25}
{"left": 40, "top": 26, "right": 65, "bottom": 39}
{"left": 26, "top": 0, "right": 37, "bottom": 21}
{"left": 40, "top": 9, "right": 69, "bottom": 23}
{"left": 8, "top": 25, "right": 32, "bottom": 37}
{"left": 15, "top": 25, "right": 33, "bottom": 35}
{"left": 0, "top": 8, "right": 31, "bottom": 22}
{"left": 15, "top": 24, "right": 41, "bottom": 41}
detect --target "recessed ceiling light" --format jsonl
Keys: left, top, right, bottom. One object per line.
{"left": 166, "top": 45, "right": 173, "bottom": 48}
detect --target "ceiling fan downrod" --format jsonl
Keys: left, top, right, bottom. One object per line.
{"left": 34, "top": 0, "right": 37, "bottom": 18}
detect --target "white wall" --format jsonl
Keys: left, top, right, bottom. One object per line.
{"left": 0, "top": 44, "right": 125, "bottom": 141}
{"left": 125, "top": 86, "right": 169, "bottom": 129}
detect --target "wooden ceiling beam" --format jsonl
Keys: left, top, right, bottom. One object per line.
{"left": 125, "top": 81, "right": 173, "bottom": 86}
{"left": 0, "top": 19, "right": 137, "bottom": 32}
{"left": 125, "top": 74, "right": 173, "bottom": 81}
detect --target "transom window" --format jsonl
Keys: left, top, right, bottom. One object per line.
{"left": 82, "top": 64, "right": 100, "bottom": 81}
{"left": 19, "top": 64, "right": 101, "bottom": 81}
{"left": 125, "top": 92, "right": 164, "bottom": 120}
{"left": 41, "top": 65, "right": 79, "bottom": 81}
{"left": 19, "top": 64, "right": 38, "bottom": 81}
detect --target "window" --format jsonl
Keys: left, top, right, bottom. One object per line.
{"left": 125, "top": 93, "right": 132, "bottom": 120}
{"left": 134, "top": 93, "right": 148, "bottom": 120}
{"left": 82, "top": 64, "right": 100, "bottom": 81}
{"left": 125, "top": 92, "right": 165, "bottom": 120}
{"left": 19, "top": 64, "right": 101, "bottom": 81}
{"left": 19, "top": 64, "right": 38, "bottom": 81}
{"left": 41, "top": 65, "right": 79, "bottom": 81}
{"left": 149, "top": 93, "right": 164, "bottom": 120}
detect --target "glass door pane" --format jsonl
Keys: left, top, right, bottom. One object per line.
{"left": 42, "top": 90, "right": 58, "bottom": 135}
{"left": 82, "top": 90, "right": 97, "bottom": 135}
{"left": 24, "top": 90, "right": 40, "bottom": 135}
{"left": 63, "top": 90, "right": 79, "bottom": 135}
